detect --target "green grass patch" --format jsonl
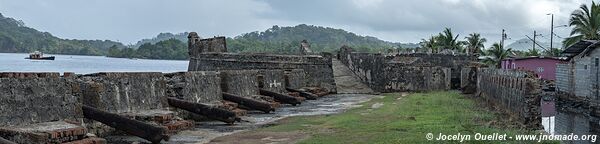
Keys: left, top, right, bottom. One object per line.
{"left": 256, "top": 91, "right": 556, "bottom": 143}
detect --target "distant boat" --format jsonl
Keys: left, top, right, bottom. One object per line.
{"left": 25, "top": 51, "right": 55, "bottom": 60}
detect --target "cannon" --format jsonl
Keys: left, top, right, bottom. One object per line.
{"left": 259, "top": 89, "right": 303, "bottom": 106}
{"left": 222, "top": 93, "right": 275, "bottom": 113}
{"left": 82, "top": 105, "right": 169, "bottom": 144}
{"left": 166, "top": 97, "right": 239, "bottom": 124}
{"left": 0, "top": 137, "right": 16, "bottom": 144}
{"left": 286, "top": 88, "right": 318, "bottom": 100}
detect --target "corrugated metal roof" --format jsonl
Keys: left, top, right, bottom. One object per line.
{"left": 562, "top": 40, "right": 598, "bottom": 59}
{"left": 505, "top": 56, "right": 566, "bottom": 61}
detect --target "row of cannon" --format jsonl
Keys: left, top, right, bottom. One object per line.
{"left": 0, "top": 69, "right": 331, "bottom": 143}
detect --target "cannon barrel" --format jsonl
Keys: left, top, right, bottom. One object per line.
{"left": 286, "top": 88, "right": 318, "bottom": 100}
{"left": 82, "top": 105, "right": 168, "bottom": 144}
{"left": 222, "top": 93, "right": 275, "bottom": 113}
{"left": 167, "top": 97, "right": 239, "bottom": 124}
{"left": 259, "top": 89, "right": 303, "bottom": 106}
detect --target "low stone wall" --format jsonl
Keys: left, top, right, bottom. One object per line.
{"left": 0, "top": 73, "right": 81, "bottom": 126}
{"left": 77, "top": 72, "right": 168, "bottom": 113}
{"left": 384, "top": 64, "right": 451, "bottom": 92}
{"left": 165, "top": 71, "right": 222, "bottom": 104}
{"left": 188, "top": 53, "right": 336, "bottom": 93}
{"left": 477, "top": 69, "right": 542, "bottom": 128}
{"left": 337, "top": 47, "right": 459, "bottom": 92}
{"left": 218, "top": 70, "right": 260, "bottom": 96}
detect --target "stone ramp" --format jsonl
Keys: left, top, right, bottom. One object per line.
{"left": 332, "top": 59, "right": 375, "bottom": 94}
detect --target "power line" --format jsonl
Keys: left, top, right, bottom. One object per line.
{"left": 525, "top": 35, "right": 549, "bottom": 52}
{"left": 553, "top": 33, "right": 566, "bottom": 39}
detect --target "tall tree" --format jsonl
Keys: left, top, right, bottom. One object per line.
{"left": 483, "top": 43, "right": 512, "bottom": 68}
{"left": 464, "top": 33, "right": 486, "bottom": 54}
{"left": 563, "top": 2, "right": 600, "bottom": 48}
{"left": 420, "top": 36, "right": 438, "bottom": 53}
{"left": 435, "top": 28, "right": 464, "bottom": 52}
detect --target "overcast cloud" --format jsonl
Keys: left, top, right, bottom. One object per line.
{"left": 0, "top": 0, "right": 590, "bottom": 46}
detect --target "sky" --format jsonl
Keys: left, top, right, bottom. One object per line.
{"left": 0, "top": 0, "right": 590, "bottom": 47}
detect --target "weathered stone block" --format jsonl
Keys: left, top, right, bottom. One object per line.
{"left": 258, "top": 70, "right": 286, "bottom": 93}
{"left": 284, "top": 69, "right": 305, "bottom": 89}
{"left": 218, "top": 70, "right": 259, "bottom": 97}
{"left": 165, "top": 71, "right": 222, "bottom": 104}
{"left": 77, "top": 72, "right": 167, "bottom": 113}
{"left": 0, "top": 76, "right": 82, "bottom": 126}
{"left": 460, "top": 66, "right": 478, "bottom": 94}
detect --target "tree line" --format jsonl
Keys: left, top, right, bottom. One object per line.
{"left": 107, "top": 39, "right": 187, "bottom": 60}
{"left": 0, "top": 13, "right": 126, "bottom": 55}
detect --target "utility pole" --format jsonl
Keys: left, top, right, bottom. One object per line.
{"left": 549, "top": 14, "right": 554, "bottom": 54}
{"left": 531, "top": 31, "right": 543, "bottom": 51}
{"left": 533, "top": 31, "right": 537, "bottom": 51}
{"left": 501, "top": 29, "right": 506, "bottom": 48}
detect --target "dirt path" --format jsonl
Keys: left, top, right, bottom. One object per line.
{"left": 209, "top": 131, "right": 308, "bottom": 144}
{"left": 332, "top": 59, "right": 374, "bottom": 94}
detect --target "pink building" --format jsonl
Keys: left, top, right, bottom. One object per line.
{"left": 501, "top": 56, "right": 566, "bottom": 80}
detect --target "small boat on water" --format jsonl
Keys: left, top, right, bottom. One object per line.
{"left": 25, "top": 51, "right": 55, "bottom": 60}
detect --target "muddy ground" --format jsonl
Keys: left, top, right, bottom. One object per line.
{"left": 106, "top": 93, "right": 378, "bottom": 144}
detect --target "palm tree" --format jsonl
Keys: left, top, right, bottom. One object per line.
{"left": 525, "top": 48, "right": 541, "bottom": 56}
{"left": 483, "top": 43, "right": 512, "bottom": 68}
{"left": 420, "top": 36, "right": 438, "bottom": 53}
{"left": 544, "top": 48, "right": 562, "bottom": 57}
{"left": 563, "top": 2, "right": 600, "bottom": 48}
{"left": 464, "top": 33, "right": 487, "bottom": 54}
{"left": 435, "top": 28, "right": 464, "bottom": 52}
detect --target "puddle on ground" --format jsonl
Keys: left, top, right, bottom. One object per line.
{"left": 106, "top": 94, "right": 378, "bottom": 144}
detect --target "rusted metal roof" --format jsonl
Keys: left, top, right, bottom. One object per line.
{"left": 561, "top": 40, "right": 598, "bottom": 59}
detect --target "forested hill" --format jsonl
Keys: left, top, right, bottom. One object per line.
{"left": 132, "top": 32, "right": 188, "bottom": 48}
{"left": 1, "top": 11, "right": 418, "bottom": 59}
{"left": 0, "top": 13, "right": 126, "bottom": 55}
{"left": 227, "top": 24, "right": 418, "bottom": 53}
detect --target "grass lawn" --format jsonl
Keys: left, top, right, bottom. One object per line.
{"left": 253, "top": 91, "right": 554, "bottom": 144}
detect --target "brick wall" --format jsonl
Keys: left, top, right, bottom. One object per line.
{"left": 556, "top": 63, "right": 573, "bottom": 94}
